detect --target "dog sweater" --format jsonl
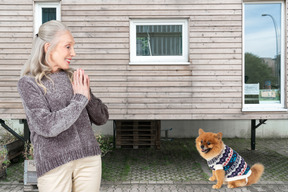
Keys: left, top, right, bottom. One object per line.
{"left": 207, "top": 145, "right": 251, "bottom": 182}
{"left": 18, "top": 70, "right": 109, "bottom": 177}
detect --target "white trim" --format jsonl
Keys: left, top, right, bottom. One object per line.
{"left": 129, "top": 19, "right": 189, "bottom": 65}
{"left": 242, "top": 106, "right": 287, "bottom": 112}
{"left": 242, "top": 1, "right": 286, "bottom": 111}
{"left": 214, "top": 165, "right": 223, "bottom": 170}
{"left": 129, "top": 62, "right": 190, "bottom": 65}
{"left": 280, "top": 1, "right": 285, "bottom": 108}
{"left": 225, "top": 170, "right": 252, "bottom": 182}
{"left": 34, "top": 2, "right": 61, "bottom": 35}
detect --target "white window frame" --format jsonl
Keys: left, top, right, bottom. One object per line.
{"left": 34, "top": 2, "right": 61, "bottom": 35}
{"left": 242, "top": 1, "right": 286, "bottom": 112}
{"left": 129, "top": 19, "right": 189, "bottom": 65}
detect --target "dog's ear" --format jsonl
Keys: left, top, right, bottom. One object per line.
{"left": 198, "top": 128, "right": 204, "bottom": 135}
{"left": 216, "top": 132, "right": 223, "bottom": 140}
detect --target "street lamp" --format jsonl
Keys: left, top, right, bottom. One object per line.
{"left": 261, "top": 14, "right": 279, "bottom": 56}
{"left": 262, "top": 13, "right": 280, "bottom": 87}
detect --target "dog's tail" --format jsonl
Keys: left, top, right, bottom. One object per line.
{"left": 247, "top": 163, "right": 264, "bottom": 186}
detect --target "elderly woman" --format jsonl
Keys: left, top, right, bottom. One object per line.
{"left": 18, "top": 20, "right": 109, "bottom": 192}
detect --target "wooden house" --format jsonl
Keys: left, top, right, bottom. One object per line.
{"left": 0, "top": 1, "right": 288, "bottom": 147}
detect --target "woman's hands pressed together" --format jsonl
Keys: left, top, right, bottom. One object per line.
{"left": 72, "top": 69, "right": 90, "bottom": 100}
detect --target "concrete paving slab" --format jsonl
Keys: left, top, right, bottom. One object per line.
{"left": 1, "top": 138, "right": 288, "bottom": 191}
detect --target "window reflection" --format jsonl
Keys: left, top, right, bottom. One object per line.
{"left": 244, "top": 3, "right": 282, "bottom": 105}
{"left": 136, "top": 25, "right": 182, "bottom": 56}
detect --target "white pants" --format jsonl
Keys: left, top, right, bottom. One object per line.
{"left": 37, "top": 155, "right": 101, "bottom": 192}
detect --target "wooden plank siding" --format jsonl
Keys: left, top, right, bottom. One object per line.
{"left": 0, "top": 0, "right": 288, "bottom": 120}
{"left": 0, "top": 0, "right": 33, "bottom": 119}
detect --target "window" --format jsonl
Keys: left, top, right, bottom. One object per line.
{"left": 130, "top": 19, "right": 189, "bottom": 64}
{"left": 34, "top": 2, "right": 61, "bottom": 35}
{"left": 243, "top": 2, "right": 285, "bottom": 111}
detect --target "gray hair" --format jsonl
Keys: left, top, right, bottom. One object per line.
{"left": 21, "top": 20, "right": 74, "bottom": 93}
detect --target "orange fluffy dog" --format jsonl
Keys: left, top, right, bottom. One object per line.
{"left": 195, "top": 129, "right": 264, "bottom": 189}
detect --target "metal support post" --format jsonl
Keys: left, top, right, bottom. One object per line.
{"left": 0, "top": 119, "right": 25, "bottom": 142}
{"left": 251, "top": 119, "right": 267, "bottom": 150}
{"left": 113, "top": 120, "right": 116, "bottom": 148}
{"left": 251, "top": 120, "right": 256, "bottom": 150}
{"left": 23, "top": 119, "right": 30, "bottom": 142}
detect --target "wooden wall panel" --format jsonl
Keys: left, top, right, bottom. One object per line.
{"left": 0, "top": 0, "right": 33, "bottom": 119}
{"left": 61, "top": 0, "right": 243, "bottom": 120}
{"left": 0, "top": 0, "right": 287, "bottom": 120}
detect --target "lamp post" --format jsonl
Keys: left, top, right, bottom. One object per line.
{"left": 261, "top": 14, "right": 279, "bottom": 56}
{"left": 262, "top": 13, "right": 280, "bottom": 87}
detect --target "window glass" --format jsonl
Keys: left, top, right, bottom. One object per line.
{"left": 244, "top": 3, "right": 282, "bottom": 105}
{"left": 136, "top": 25, "right": 182, "bottom": 56}
{"left": 34, "top": 2, "right": 60, "bottom": 35}
{"left": 130, "top": 19, "right": 188, "bottom": 64}
{"left": 42, "top": 8, "right": 56, "bottom": 24}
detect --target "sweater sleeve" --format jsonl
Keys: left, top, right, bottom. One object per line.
{"left": 86, "top": 90, "right": 109, "bottom": 125}
{"left": 18, "top": 77, "right": 89, "bottom": 138}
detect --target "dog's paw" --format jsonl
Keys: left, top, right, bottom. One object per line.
{"left": 228, "top": 184, "right": 235, "bottom": 188}
{"left": 209, "top": 176, "right": 216, "bottom": 181}
{"left": 212, "top": 184, "right": 222, "bottom": 189}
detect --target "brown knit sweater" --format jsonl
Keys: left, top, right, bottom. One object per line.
{"left": 17, "top": 70, "right": 109, "bottom": 177}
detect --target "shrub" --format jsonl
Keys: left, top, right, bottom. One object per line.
{"left": 95, "top": 135, "right": 113, "bottom": 157}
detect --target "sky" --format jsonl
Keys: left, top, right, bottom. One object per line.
{"left": 244, "top": 3, "right": 282, "bottom": 58}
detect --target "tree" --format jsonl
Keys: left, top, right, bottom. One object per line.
{"left": 245, "top": 52, "right": 277, "bottom": 89}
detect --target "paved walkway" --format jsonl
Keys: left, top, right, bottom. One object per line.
{"left": 100, "top": 182, "right": 288, "bottom": 192}
{"left": 1, "top": 181, "right": 288, "bottom": 192}
{"left": 1, "top": 138, "right": 288, "bottom": 191}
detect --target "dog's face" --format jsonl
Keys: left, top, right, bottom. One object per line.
{"left": 195, "top": 129, "right": 224, "bottom": 160}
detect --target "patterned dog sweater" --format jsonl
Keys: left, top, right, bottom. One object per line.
{"left": 207, "top": 145, "right": 251, "bottom": 182}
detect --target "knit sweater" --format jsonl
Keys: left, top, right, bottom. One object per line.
{"left": 17, "top": 70, "right": 109, "bottom": 177}
{"left": 207, "top": 145, "right": 251, "bottom": 182}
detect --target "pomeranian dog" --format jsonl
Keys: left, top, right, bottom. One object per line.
{"left": 195, "top": 128, "right": 264, "bottom": 189}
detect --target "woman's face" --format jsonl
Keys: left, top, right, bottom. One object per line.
{"left": 48, "top": 31, "right": 76, "bottom": 73}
